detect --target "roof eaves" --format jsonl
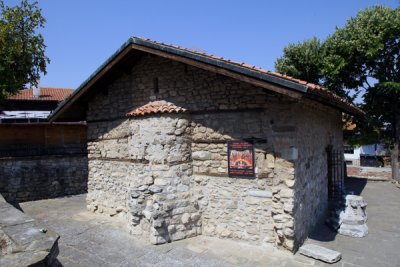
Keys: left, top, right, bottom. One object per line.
{"left": 307, "top": 89, "right": 365, "bottom": 117}
{"left": 49, "top": 37, "right": 361, "bottom": 121}
{"left": 49, "top": 39, "right": 134, "bottom": 121}
{"left": 130, "top": 37, "right": 308, "bottom": 94}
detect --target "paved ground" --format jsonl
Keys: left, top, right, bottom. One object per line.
{"left": 19, "top": 195, "right": 307, "bottom": 267}
{"left": 304, "top": 178, "right": 400, "bottom": 267}
{"left": 19, "top": 178, "right": 400, "bottom": 267}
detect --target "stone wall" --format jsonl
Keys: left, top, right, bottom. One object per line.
{"left": 86, "top": 54, "right": 277, "bottom": 122}
{"left": 127, "top": 115, "right": 200, "bottom": 244}
{"left": 0, "top": 154, "right": 88, "bottom": 203}
{"left": 86, "top": 118, "right": 130, "bottom": 215}
{"left": 291, "top": 102, "right": 343, "bottom": 251}
{"left": 188, "top": 103, "right": 342, "bottom": 251}
{"left": 85, "top": 53, "right": 343, "bottom": 251}
{"left": 191, "top": 110, "right": 277, "bottom": 247}
{"left": 87, "top": 115, "right": 201, "bottom": 244}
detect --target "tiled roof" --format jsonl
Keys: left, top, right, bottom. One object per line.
{"left": 126, "top": 100, "right": 187, "bottom": 117}
{"left": 138, "top": 37, "right": 318, "bottom": 89}
{"left": 49, "top": 37, "right": 364, "bottom": 122}
{"left": 7, "top": 88, "right": 74, "bottom": 101}
{"left": 134, "top": 37, "right": 363, "bottom": 116}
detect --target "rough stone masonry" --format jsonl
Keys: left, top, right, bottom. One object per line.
{"left": 0, "top": 155, "right": 88, "bottom": 203}
{"left": 84, "top": 54, "right": 343, "bottom": 252}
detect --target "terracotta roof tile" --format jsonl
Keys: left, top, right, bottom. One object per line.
{"left": 131, "top": 37, "right": 326, "bottom": 90}
{"left": 343, "top": 121, "right": 357, "bottom": 131}
{"left": 127, "top": 100, "right": 187, "bottom": 117}
{"left": 132, "top": 37, "right": 364, "bottom": 114}
{"left": 49, "top": 37, "right": 364, "bottom": 122}
{"left": 7, "top": 88, "right": 74, "bottom": 101}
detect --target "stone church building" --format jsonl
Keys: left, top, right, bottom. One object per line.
{"left": 50, "top": 37, "right": 363, "bottom": 251}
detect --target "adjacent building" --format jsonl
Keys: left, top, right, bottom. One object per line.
{"left": 0, "top": 88, "right": 88, "bottom": 203}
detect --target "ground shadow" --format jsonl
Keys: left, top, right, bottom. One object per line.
{"left": 9, "top": 200, "right": 23, "bottom": 212}
{"left": 51, "top": 258, "right": 63, "bottom": 267}
{"left": 307, "top": 177, "right": 368, "bottom": 242}
{"left": 344, "top": 177, "right": 368, "bottom": 196}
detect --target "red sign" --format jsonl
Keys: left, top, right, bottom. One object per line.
{"left": 228, "top": 140, "right": 255, "bottom": 178}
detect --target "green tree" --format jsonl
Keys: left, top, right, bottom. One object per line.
{"left": 324, "top": 6, "right": 400, "bottom": 181}
{"left": 275, "top": 6, "right": 400, "bottom": 181}
{"left": 275, "top": 37, "right": 350, "bottom": 99}
{"left": 0, "top": 0, "right": 49, "bottom": 100}
{"left": 275, "top": 37, "right": 324, "bottom": 85}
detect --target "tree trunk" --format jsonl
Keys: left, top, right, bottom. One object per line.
{"left": 392, "top": 143, "right": 399, "bottom": 182}
{"left": 392, "top": 112, "right": 400, "bottom": 182}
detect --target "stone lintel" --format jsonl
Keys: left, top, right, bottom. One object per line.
{"left": 247, "top": 190, "right": 272, "bottom": 198}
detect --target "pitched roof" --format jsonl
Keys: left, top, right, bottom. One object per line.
{"left": 146, "top": 39, "right": 319, "bottom": 91}
{"left": 127, "top": 100, "right": 187, "bottom": 117}
{"left": 132, "top": 37, "right": 363, "bottom": 116}
{"left": 49, "top": 37, "right": 364, "bottom": 122}
{"left": 8, "top": 88, "right": 74, "bottom": 101}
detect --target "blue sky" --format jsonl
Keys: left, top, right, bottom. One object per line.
{"left": 7, "top": 0, "right": 399, "bottom": 89}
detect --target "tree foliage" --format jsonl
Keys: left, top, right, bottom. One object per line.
{"left": 275, "top": 37, "right": 324, "bottom": 86}
{"left": 0, "top": 0, "right": 49, "bottom": 100}
{"left": 274, "top": 37, "right": 350, "bottom": 99}
{"left": 275, "top": 6, "right": 400, "bottom": 180}
{"left": 323, "top": 6, "right": 399, "bottom": 95}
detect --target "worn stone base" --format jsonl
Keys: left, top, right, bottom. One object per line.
{"left": 338, "top": 195, "right": 368, "bottom": 238}
{"left": 338, "top": 223, "right": 368, "bottom": 237}
{"left": 0, "top": 194, "right": 59, "bottom": 266}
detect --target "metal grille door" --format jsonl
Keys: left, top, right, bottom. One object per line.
{"left": 327, "top": 146, "right": 345, "bottom": 201}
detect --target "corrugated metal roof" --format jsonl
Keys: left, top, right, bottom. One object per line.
{"left": 0, "top": 110, "right": 51, "bottom": 119}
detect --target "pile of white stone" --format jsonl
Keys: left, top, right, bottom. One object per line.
{"left": 337, "top": 195, "right": 368, "bottom": 237}
{"left": 326, "top": 194, "right": 368, "bottom": 238}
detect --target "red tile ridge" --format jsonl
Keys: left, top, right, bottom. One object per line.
{"left": 126, "top": 100, "right": 188, "bottom": 117}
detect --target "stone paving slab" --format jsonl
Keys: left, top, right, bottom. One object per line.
{"left": 19, "top": 178, "right": 400, "bottom": 267}
{"left": 0, "top": 195, "right": 59, "bottom": 267}
{"left": 0, "top": 250, "right": 51, "bottom": 267}
{"left": 0, "top": 202, "right": 34, "bottom": 226}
